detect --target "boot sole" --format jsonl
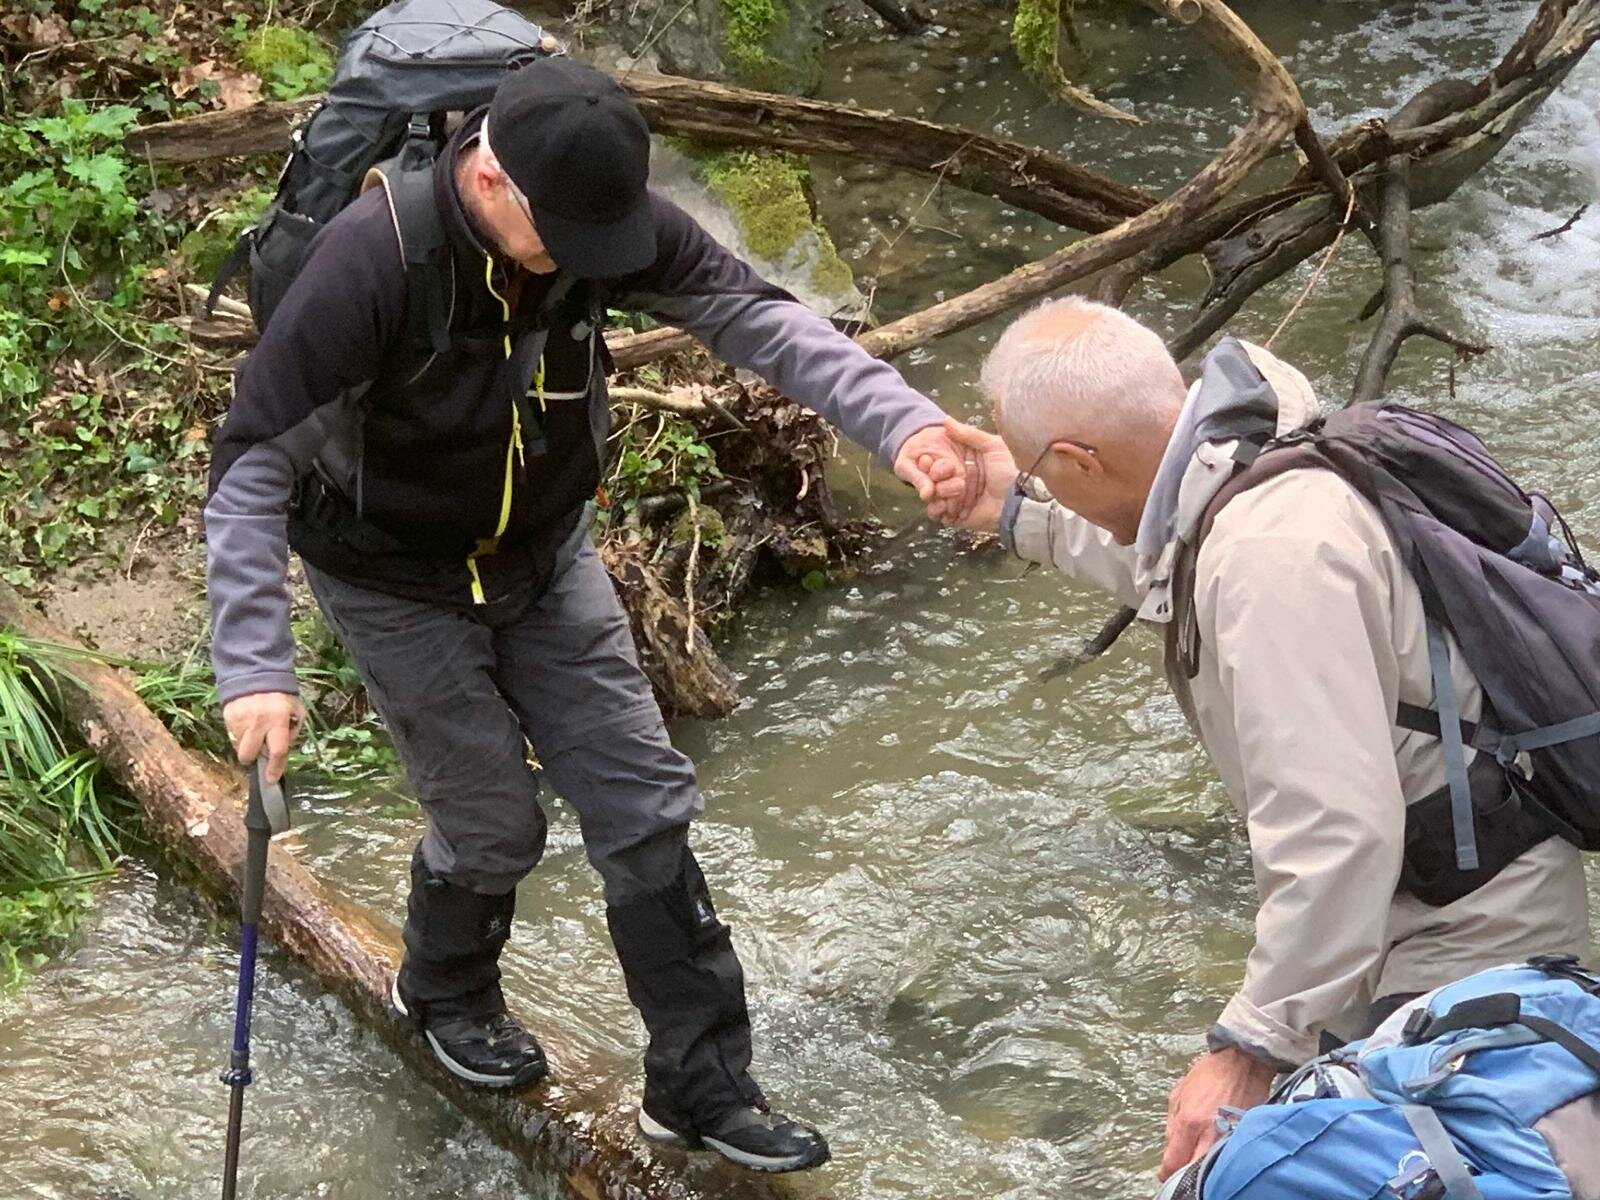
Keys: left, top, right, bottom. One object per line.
{"left": 390, "top": 976, "right": 547, "bottom": 1090}
{"left": 637, "top": 1109, "right": 831, "bottom": 1173}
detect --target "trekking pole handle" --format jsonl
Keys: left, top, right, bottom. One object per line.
{"left": 241, "top": 760, "right": 288, "bottom": 926}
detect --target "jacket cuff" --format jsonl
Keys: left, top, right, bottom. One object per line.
{"left": 1210, "top": 993, "right": 1312, "bottom": 1071}
{"left": 1008, "top": 494, "right": 1060, "bottom": 565}
{"left": 997, "top": 486, "right": 1028, "bottom": 554}
{"left": 216, "top": 670, "right": 301, "bottom": 706}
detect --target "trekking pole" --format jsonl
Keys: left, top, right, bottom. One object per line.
{"left": 221, "top": 758, "right": 291, "bottom": 1200}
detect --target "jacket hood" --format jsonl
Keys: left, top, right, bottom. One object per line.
{"left": 1136, "top": 337, "right": 1322, "bottom": 623}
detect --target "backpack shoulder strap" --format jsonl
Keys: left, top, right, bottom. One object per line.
{"left": 1172, "top": 439, "right": 1331, "bottom": 677}
{"left": 1194, "top": 439, "right": 1329, "bottom": 551}
{"left": 363, "top": 163, "right": 452, "bottom": 356}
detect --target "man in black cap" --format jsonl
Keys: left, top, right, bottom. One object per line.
{"left": 206, "top": 56, "right": 971, "bottom": 1172}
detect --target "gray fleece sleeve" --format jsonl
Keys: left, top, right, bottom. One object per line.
{"left": 206, "top": 407, "right": 351, "bottom": 702}
{"left": 617, "top": 196, "right": 946, "bottom": 466}
{"left": 205, "top": 192, "right": 401, "bottom": 704}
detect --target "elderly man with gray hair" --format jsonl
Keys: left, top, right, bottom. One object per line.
{"left": 936, "top": 297, "right": 1590, "bottom": 1180}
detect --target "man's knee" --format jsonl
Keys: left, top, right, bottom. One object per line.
{"left": 544, "top": 711, "right": 703, "bottom": 896}
{"left": 589, "top": 824, "right": 693, "bottom": 907}
{"left": 419, "top": 773, "right": 550, "bottom": 894}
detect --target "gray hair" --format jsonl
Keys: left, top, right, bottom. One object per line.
{"left": 979, "top": 297, "right": 1186, "bottom": 462}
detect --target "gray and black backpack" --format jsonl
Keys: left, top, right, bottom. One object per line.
{"left": 1192, "top": 403, "right": 1600, "bottom": 907}
{"left": 204, "top": 0, "right": 554, "bottom": 342}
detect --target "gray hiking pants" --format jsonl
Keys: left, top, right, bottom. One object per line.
{"left": 304, "top": 524, "right": 702, "bottom": 903}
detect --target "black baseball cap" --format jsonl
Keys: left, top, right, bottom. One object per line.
{"left": 485, "top": 57, "right": 655, "bottom": 278}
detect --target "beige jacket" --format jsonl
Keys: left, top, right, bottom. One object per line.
{"left": 1008, "top": 342, "right": 1590, "bottom": 1067}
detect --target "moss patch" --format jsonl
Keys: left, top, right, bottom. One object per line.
{"left": 238, "top": 24, "right": 334, "bottom": 100}
{"left": 672, "top": 502, "right": 726, "bottom": 550}
{"left": 696, "top": 149, "right": 853, "bottom": 296}
{"left": 719, "top": 0, "right": 815, "bottom": 94}
{"left": 1012, "top": 0, "right": 1065, "bottom": 81}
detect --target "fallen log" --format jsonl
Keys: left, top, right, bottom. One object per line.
{"left": 607, "top": 325, "right": 703, "bottom": 371}
{"left": 0, "top": 582, "right": 798, "bottom": 1200}
{"left": 1349, "top": 150, "right": 1488, "bottom": 404}
{"left": 126, "top": 69, "right": 1156, "bottom": 236}
{"left": 176, "top": 286, "right": 701, "bottom": 371}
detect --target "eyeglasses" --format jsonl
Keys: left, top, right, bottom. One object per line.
{"left": 479, "top": 128, "right": 539, "bottom": 231}
{"left": 503, "top": 173, "right": 538, "bottom": 231}
{"left": 1014, "top": 437, "right": 1098, "bottom": 496}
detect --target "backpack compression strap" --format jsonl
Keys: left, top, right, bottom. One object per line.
{"left": 1397, "top": 1105, "right": 1484, "bottom": 1200}
{"left": 1402, "top": 986, "right": 1600, "bottom": 1078}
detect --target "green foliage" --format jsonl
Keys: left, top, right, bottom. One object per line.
{"left": 0, "top": 102, "right": 142, "bottom": 398}
{"left": 695, "top": 149, "right": 854, "bottom": 295}
{"left": 236, "top": 23, "right": 334, "bottom": 101}
{"left": 0, "top": 633, "right": 137, "bottom": 988}
{"left": 718, "top": 0, "right": 813, "bottom": 93}
{"left": 290, "top": 609, "right": 400, "bottom": 780}
{"left": 599, "top": 416, "right": 723, "bottom": 531}
{"left": 1012, "top": 0, "right": 1065, "bottom": 79}
{"left": 0, "top": 100, "right": 213, "bottom": 588}
{"left": 179, "top": 184, "right": 273, "bottom": 277}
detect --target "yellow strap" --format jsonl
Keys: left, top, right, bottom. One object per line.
{"left": 469, "top": 255, "right": 523, "bottom": 603}
{"left": 493, "top": 426, "right": 516, "bottom": 537}
{"left": 484, "top": 256, "right": 513, "bottom": 358}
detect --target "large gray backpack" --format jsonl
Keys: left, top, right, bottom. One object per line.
{"left": 204, "top": 0, "right": 552, "bottom": 342}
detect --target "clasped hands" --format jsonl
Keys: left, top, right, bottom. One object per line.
{"left": 893, "top": 419, "right": 1017, "bottom": 532}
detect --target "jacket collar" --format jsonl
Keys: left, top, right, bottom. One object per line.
{"left": 436, "top": 107, "right": 520, "bottom": 281}
{"left": 1134, "top": 338, "right": 1322, "bottom": 623}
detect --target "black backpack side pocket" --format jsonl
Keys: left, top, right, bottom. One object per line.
{"left": 247, "top": 206, "right": 321, "bottom": 330}
{"left": 1400, "top": 753, "right": 1557, "bottom": 906}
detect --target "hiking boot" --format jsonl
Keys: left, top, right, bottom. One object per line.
{"left": 637, "top": 1101, "right": 831, "bottom": 1173}
{"left": 391, "top": 973, "right": 547, "bottom": 1088}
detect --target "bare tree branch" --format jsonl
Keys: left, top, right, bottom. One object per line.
{"left": 1349, "top": 152, "right": 1488, "bottom": 405}
{"left": 1533, "top": 203, "right": 1591, "bottom": 240}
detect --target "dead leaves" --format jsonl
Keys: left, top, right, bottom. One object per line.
{"left": 172, "top": 59, "right": 262, "bottom": 110}
{"left": 172, "top": 59, "right": 217, "bottom": 97}
{"left": 217, "top": 69, "right": 262, "bottom": 111}
{"left": 8, "top": 12, "right": 71, "bottom": 49}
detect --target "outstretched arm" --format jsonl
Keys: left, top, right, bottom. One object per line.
{"left": 615, "top": 195, "right": 976, "bottom": 514}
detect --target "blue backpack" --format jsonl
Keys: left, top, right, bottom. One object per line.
{"left": 1165, "top": 957, "right": 1600, "bottom": 1200}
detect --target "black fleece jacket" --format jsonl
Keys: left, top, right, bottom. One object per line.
{"left": 205, "top": 110, "right": 944, "bottom": 704}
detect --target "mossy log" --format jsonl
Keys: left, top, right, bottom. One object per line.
{"left": 0, "top": 582, "right": 798, "bottom": 1200}
{"left": 126, "top": 69, "right": 1156, "bottom": 235}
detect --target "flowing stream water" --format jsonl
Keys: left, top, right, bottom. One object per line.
{"left": 4, "top": 3, "right": 1599, "bottom": 1198}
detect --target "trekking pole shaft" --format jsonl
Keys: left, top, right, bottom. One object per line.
{"left": 221, "top": 1080, "right": 246, "bottom": 1200}
{"left": 220, "top": 761, "right": 272, "bottom": 1200}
